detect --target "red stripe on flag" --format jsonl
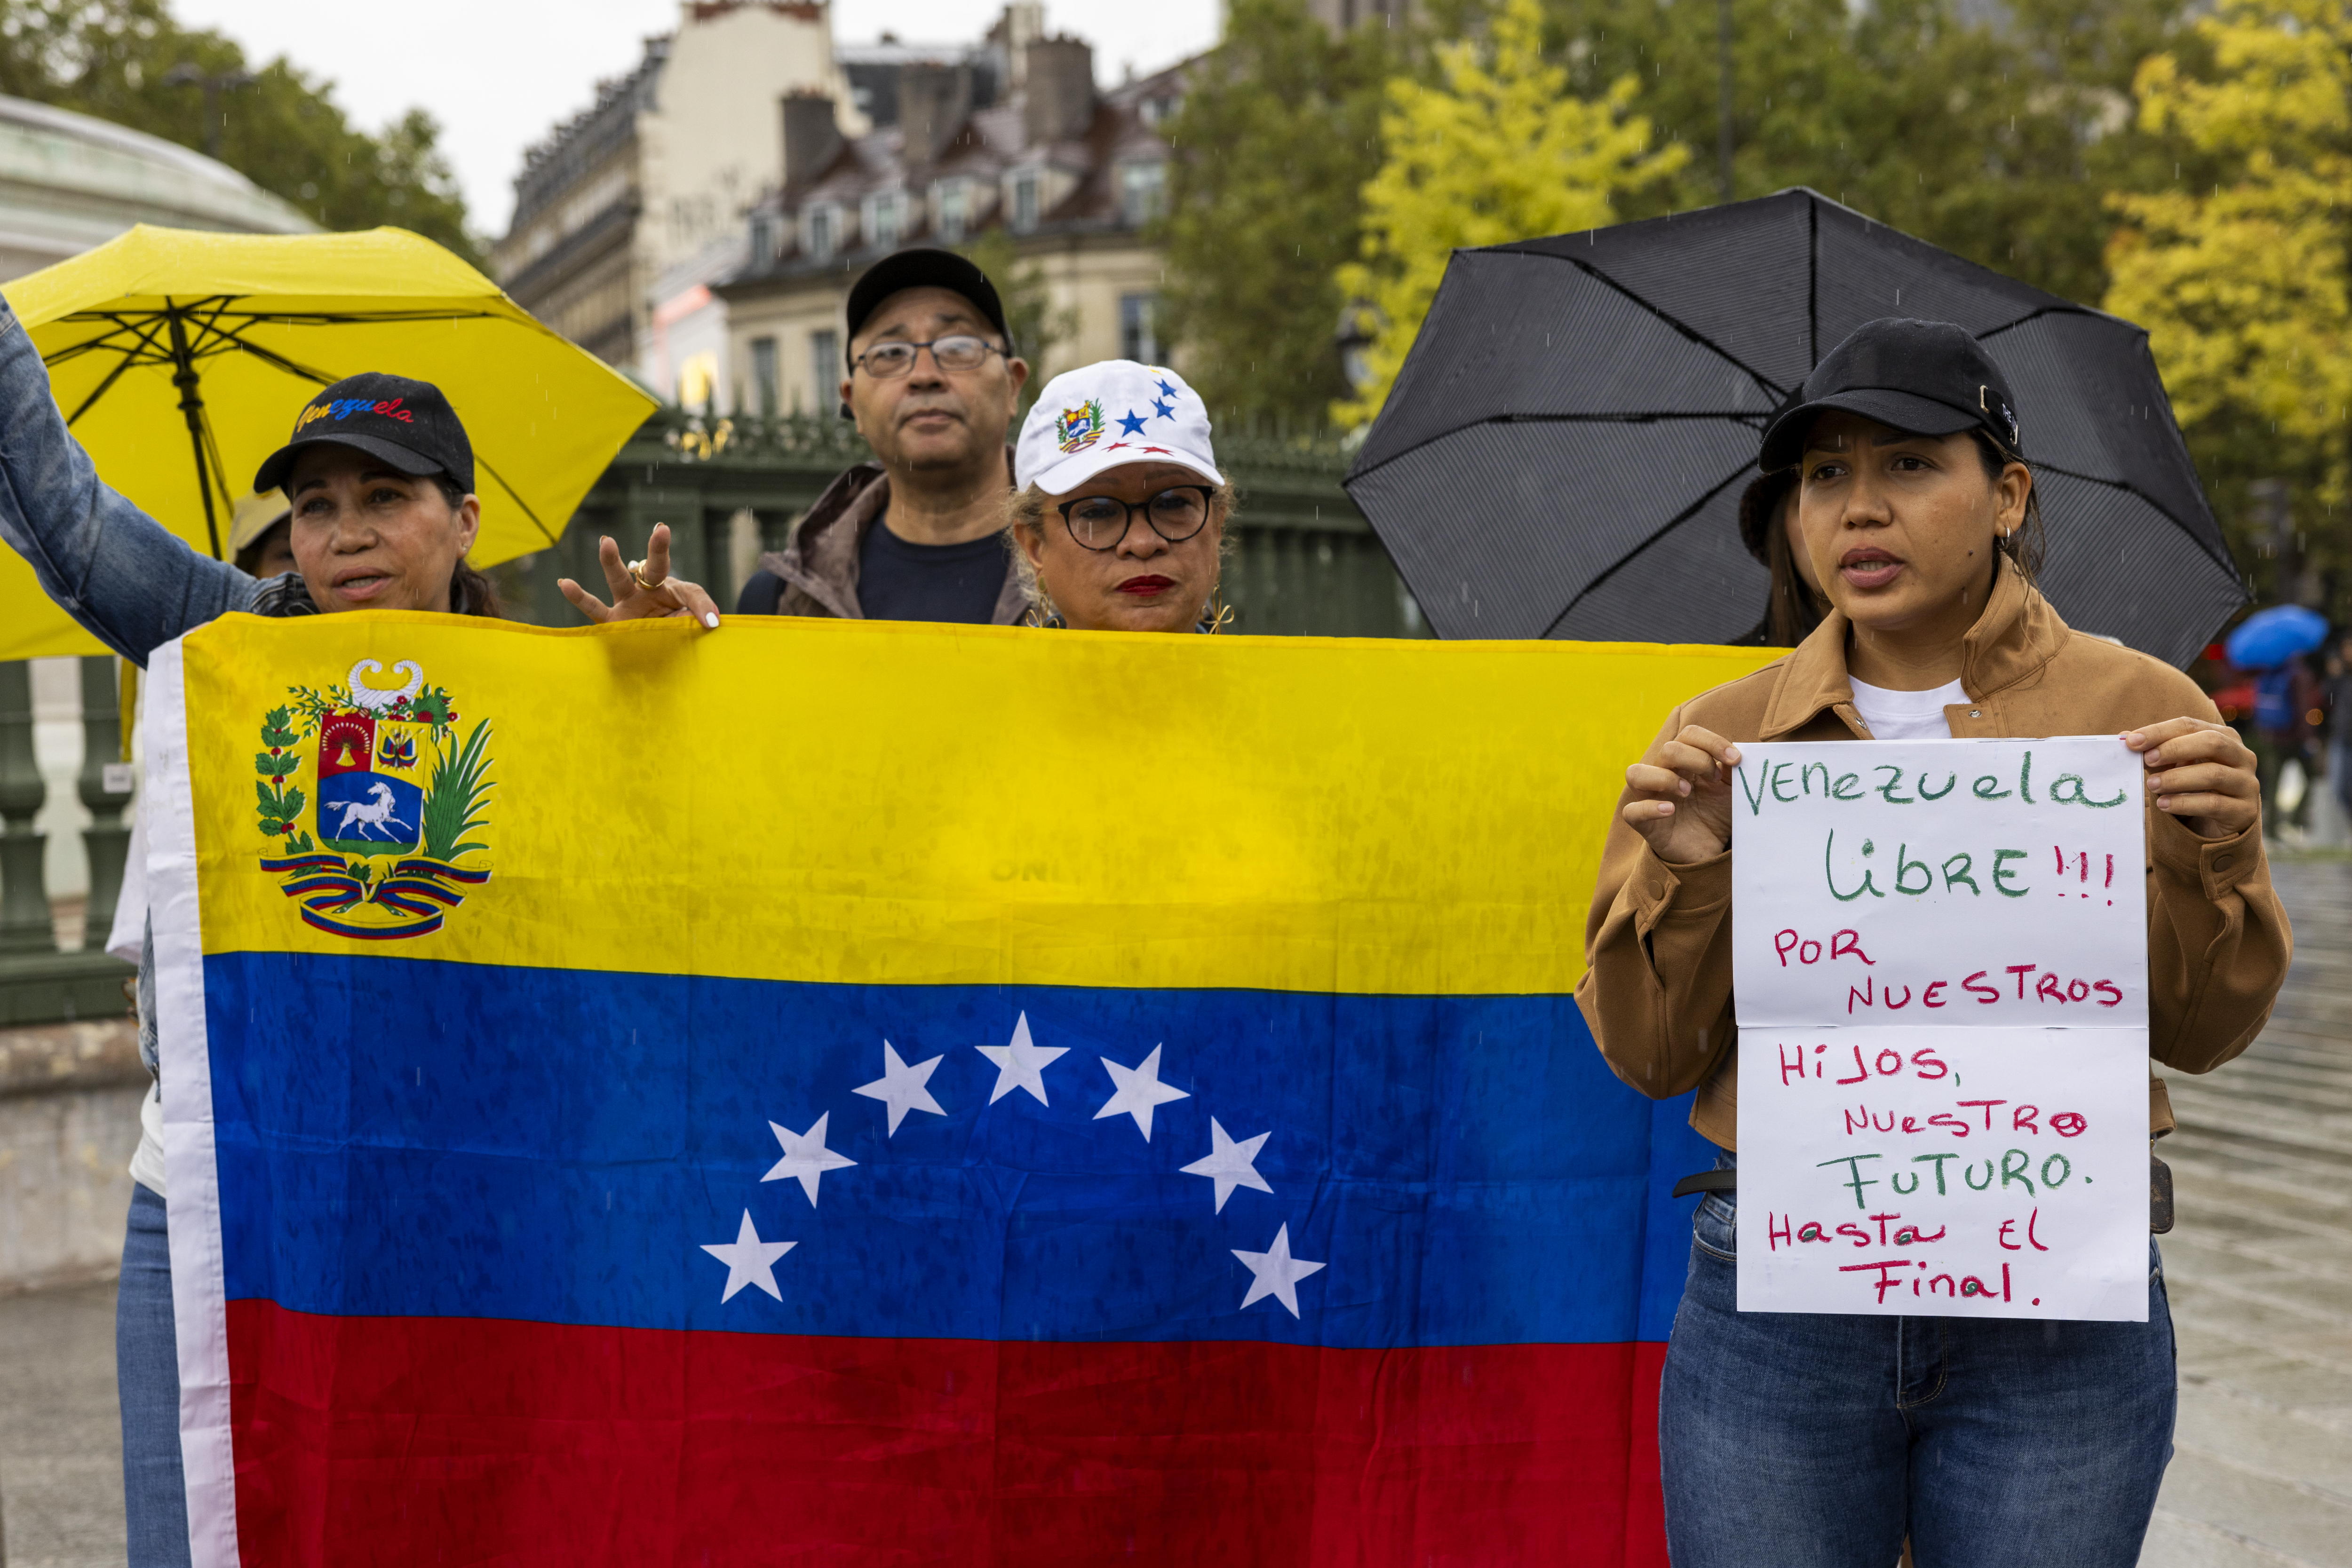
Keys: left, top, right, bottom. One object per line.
{"left": 227, "top": 1300, "right": 1667, "bottom": 1566}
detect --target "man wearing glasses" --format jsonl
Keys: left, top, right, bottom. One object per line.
{"left": 737, "top": 249, "right": 1031, "bottom": 623}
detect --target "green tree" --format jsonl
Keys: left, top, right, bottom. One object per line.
{"left": 958, "top": 225, "right": 1076, "bottom": 420}
{"left": 1535, "top": 0, "right": 2193, "bottom": 307}
{"left": 1335, "top": 0, "right": 1683, "bottom": 425}
{"left": 1157, "top": 0, "right": 1400, "bottom": 430}
{"left": 2104, "top": 0, "right": 2352, "bottom": 594}
{"left": 0, "top": 0, "right": 475, "bottom": 259}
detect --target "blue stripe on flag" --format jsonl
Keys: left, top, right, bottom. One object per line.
{"left": 205, "top": 953, "right": 1708, "bottom": 1347}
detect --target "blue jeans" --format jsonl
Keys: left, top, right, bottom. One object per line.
{"left": 1661, "top": 1185, "right": 2175, "bottom": 1567}
{"left": 117, "top": 1182, "right": 191, "bottom": 1567}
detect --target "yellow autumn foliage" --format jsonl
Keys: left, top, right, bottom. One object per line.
{"left": 2105, "top": 0, "right": 2352, "bottom": 500}
{"left": 1333, "top": 0, "right": 1685, "bottom": 428}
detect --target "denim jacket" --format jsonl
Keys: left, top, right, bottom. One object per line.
{"left": 0, "top": 300, "right": 319, "bottom": 1076}
{"left": 0, "top": 300, "right": 317, "bottom": 666}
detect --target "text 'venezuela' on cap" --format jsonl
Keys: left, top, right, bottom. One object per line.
{"left": 843, "top": 248, "right": 1013, "bottom": 362}
{"left": 1015, "top": 361, "right": 1224, "bottom": 499}
{"left": 252, "top": 372, "right": 477, "bottom": 498}
{"left": 1758, "top": 317, "right": 2022, "bottom": 474}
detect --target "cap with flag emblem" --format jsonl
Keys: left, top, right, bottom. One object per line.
{"left": 1016, "top": 360, "right": 1224, "bottom": 496}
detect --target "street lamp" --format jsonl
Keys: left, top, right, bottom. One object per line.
{"left": 161, "top": 63, "right": 256, "bottom": 159}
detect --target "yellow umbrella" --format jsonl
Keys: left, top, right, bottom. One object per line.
{"left": 0, "top": 224, "right": 657, "bottom": 660}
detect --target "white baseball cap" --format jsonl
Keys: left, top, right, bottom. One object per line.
{"left": 1015, "top": 360, "right": 1223, "bottom": 496}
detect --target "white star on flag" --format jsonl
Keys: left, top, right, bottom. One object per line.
{"left": 977, "top": 1012, "right": 1068, "bottom": 1106}
{"left": 761, "top": 1112, "right": 856, "bottom": 1205}
{"left": 853, "top": 1040, "right": 947, "bottom": 1135}
{"left": 1232, "top": 1223, "right": 1325, "bottom": 1319}
{"left": 700, "top": 1209, "right": 795, "bottom": 1303}
{"left": 1093, "top": 1044, "right": 1190, "bottom": 1141}
{"left": 1180, "top": 1117, "right": 1273, "bottom": 1212}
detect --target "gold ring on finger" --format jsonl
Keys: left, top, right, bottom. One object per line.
{"left": 627, "top": 559, "right": 661, "bottom": 592}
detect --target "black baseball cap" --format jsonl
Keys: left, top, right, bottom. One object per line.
{"left": 1758, "top": 318, "right": 2020, "bottom": 473}
{"left": 843, "top": 248, "right": 1012, "bottom": 357}
{"left": 254, "top": 373, "right": 476, "bottom": 497}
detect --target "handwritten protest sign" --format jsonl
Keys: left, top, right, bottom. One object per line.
{"left": 1732, "top": 737, "right": 2150, "bottom": 1322}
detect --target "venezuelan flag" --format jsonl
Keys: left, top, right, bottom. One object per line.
{"left": 146, "top": 614, "right": 1774, "bottom": 1567}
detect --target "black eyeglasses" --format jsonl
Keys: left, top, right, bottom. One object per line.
{"left": 1057, "top": 486, "right": 1216, "bottom": 551}
{"left": 851, "top": 335, "right": 1004, "bottom": 380}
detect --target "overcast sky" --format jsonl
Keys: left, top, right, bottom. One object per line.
{"left": 171, "top": 0, "right": 1223, "bottom": 238}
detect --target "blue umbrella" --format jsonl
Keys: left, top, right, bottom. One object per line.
{"left": 2225, "top": 604, "right": 2330, "bottom": 670}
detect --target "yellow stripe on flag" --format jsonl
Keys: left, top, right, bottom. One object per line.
{"left": 183, "top": 614, "right": 1776, "bottom": 995}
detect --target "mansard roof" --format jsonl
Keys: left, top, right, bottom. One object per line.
{"left": 726, "top": 58, "right": 1189, "bottom": 293}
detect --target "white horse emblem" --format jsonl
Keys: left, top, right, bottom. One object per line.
{"left": 331, "top": 780, "right": 413, "bottom": 841}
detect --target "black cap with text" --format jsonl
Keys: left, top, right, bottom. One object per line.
{"left": 253, "top": 373, "right": 476, "bottom": 497}
{"left": 1758, "top": 318, "right": 2020, "bottom": 473}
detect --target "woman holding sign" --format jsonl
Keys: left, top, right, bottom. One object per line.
{"left": 1578, "top": 317, "right": 2289, "bottom": 1566}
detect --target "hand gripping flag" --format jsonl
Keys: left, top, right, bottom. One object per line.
{"left": 145, "top": 613, "right": 1775, "bottom": 1567}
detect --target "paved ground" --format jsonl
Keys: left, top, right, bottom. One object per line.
{"left": 2145, "top": 855, "right": 2352, "bottom": 1567}
{"left": 2, "top": 859, "right": 2345, "bottom": 1567}
{"left": 0, "top": 1281, "right": 121, "bottom": 1568}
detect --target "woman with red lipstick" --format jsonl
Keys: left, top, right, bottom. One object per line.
{"left": 1007, "top": 361, "right": 1232, "bottom": 634}
{"left": 1575, "top": 318, "right": 2288, "bottom": 1566}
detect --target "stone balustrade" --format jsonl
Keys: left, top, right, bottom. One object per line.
{"left": 0, "top": 654, "right": 140, "bottom": 1292}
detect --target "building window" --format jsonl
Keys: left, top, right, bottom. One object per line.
{"left": 1120, "top": 293, "right": 1159, "bottom": 364}
{"left": 1118, "top": 161, "right": 1166, "bottom": 227}
{"left": 936, "top": 179, "right": 970, "bottom": 244}
{"left": 1011, "top": 171, "right": 1040, "bottom": 233}
{"left": 751, "top": 336, "right": 779, "bottom": 419}
{"left": 806, "top": 206, "right": 836, "bottom": 260}
{"left": 810, "top": 329, "right": 839, "bottom": 403}
{"left": 679, "top": 351, "right": 718, "bottom": 412}
{"left": 865, "top": 191, "right": 902, "bottom": 251}
{"left": 1139, "top": 94, "right": 1182, "bottom": 127}
{"left": 748, "top": 214, "right": 775, "bottom": 265}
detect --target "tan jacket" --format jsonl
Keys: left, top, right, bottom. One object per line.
{"left": 1573, "top": 567, "right": 2291, "bottom": 1149}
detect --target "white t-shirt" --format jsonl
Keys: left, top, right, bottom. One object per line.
{"left": 1847, "top": 676, "right": 1969, "bottom": 742}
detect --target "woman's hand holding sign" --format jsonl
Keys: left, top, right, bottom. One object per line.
{"left": 1624, "top": 723, "right": 1744, "bottom": 864}
{"left": 2124, "top": 718, "right": 2259, "bottom": 839}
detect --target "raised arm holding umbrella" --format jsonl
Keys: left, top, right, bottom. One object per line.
{"left": 0, "top": 222, "right": 702, "bottom": 659}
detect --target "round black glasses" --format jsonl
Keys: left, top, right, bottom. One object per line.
{"left": 1057, "top": 485, "right": 1216, "bottom": 551}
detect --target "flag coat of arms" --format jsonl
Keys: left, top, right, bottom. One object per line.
{"left": 146, "top": 613, "right": 1773, "bottom": 1566}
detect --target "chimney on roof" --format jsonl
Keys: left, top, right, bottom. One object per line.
{"left": 780, "top": 93, "right": 843, "bottom": 193}
{"left": 898, "top": 63, "right": 973, "bottom": 170}
{"left": 988, "top": 1, "right": 1046, "bottom": 89}
{"left": 1023, "top": 36, "right": 1095, "bottom": 146}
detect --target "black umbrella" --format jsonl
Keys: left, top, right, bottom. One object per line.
{"left": 1343, "top": 188, "right": 2243, "bottom": 666}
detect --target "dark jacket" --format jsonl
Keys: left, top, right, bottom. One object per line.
{"left": 743, "top": 455, "right": 1026, "bottom": 625}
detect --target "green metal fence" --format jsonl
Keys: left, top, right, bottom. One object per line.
{"left": 0, "top": 413, "right": 1422, "bottom": 1026}
{"left": 490, "top": 409, "right": 1424, "bottom": 638}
